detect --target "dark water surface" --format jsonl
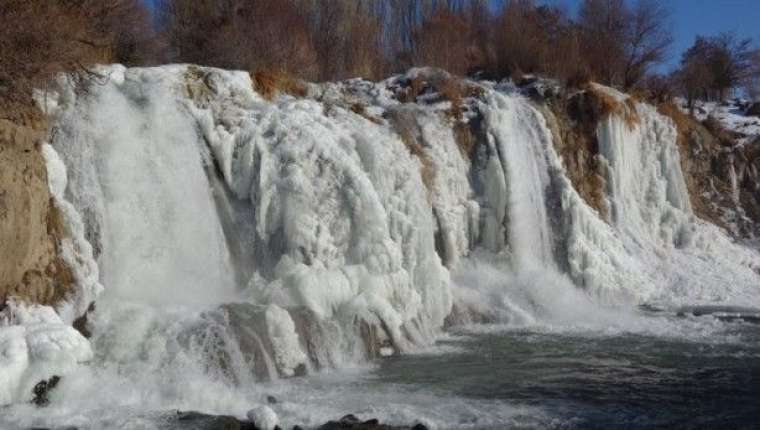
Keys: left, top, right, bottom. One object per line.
{"left": 4, "top": 316, "right": 760, "bottom": 429}
{"left": 371, "top": 321, "right": 760, "bottom": 429}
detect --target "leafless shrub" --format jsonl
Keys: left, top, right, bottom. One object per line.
{"left": 412, "top": 9, "right": 484, "bottom": 77}
{"left": 676, "top": 33, "right": 759, "bottom": 104}
{"left": 703, "top": 115, "right": 737, "bottom": 147}
{"left": 0, "top": 0, "right": 155, "bottom": 116}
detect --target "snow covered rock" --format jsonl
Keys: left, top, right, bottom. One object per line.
{"left": 0, "top": 300, "right": 92, "bottom": 406}
{"left": 40, "top": 143, "right": 103, "bottom": 323}
{"left": 265, "top": 304, "right": 307, "bottom": 376}
{"left": 247, "top": 405, "right": 279, "bottom": 430}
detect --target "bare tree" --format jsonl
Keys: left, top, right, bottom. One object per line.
{"left": 677, "top": 33, "right": 758, "bottom": 102}
{"left": 708, "top": 33, "right": 757, "bottom": 100}
{"left": 746, "top": 51, "right": 760, "bottom": 100}
{"left": 301, "top": 0, "right": 385, "bottom": 81}
{"left": 412, "top": 8, "right": 484, "bottom": 76}
{"left": 1, "top": 0, "right": 155, "bottom": 111}
{"left": 160, "top": 0, "right": 318, "bottom": 78}
{"left": 622, "top": 0, "right": 672, "bottom": 89}
{"left": 578, "top": 0, "right": 672, "bottom": 89}
{"left": 578, "top": 0, "right": 629, "bottom": 84}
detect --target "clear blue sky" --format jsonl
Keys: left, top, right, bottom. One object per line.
{"left": 543, "top": 0, "right": 760, "bottom": 73}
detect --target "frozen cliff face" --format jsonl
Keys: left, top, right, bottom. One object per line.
{"left": 41, "top": 65, "right": 453, "bottom": 385}
{"left": 44, "top": 66, "right": 760, "bottom": 333}
{"left": 39, "top": 143, "right": 103, "bottom": 323}
{"left": 671, "top": 98, "right": 760, "bottom": 239}
{"left": 579, "top": 86, "right": 760, "bottom": 306}
{"left": 184, "top": 66, "right": 452, "bottom": 350}
{"left": 11, "top": 64, "right": 756, "bottom": 416}
{"left": 444, "top": 81, "right": 760, "bottom": 315}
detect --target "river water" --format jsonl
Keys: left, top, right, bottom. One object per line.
{"left": 2, "top": 310, "right": 759, "bottom": 429}
{"left": 370, "top": 319, "right": 760, "bottom": 428}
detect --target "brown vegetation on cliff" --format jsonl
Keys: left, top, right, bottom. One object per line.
{"left": 252, "top": 69, "right": 308, "bottom": 101}
{"left": 540, "top": 92, "right": 609, "bottom": 219}
{"left": 534, "top": 84, "right": 645, "bottom": 220}
{"left": 386, "top": 108, "right": 436, "bottom": 193}
{"left": 657, "top": 102, "right": 760, "bottom": 237}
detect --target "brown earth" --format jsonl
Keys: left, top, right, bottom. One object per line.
{"left": 0, "top": 107, "right": 76, "bottom": 310}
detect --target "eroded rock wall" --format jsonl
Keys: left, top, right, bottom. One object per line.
{"left": 0, "top": 111, "right": 77, "bottom": 309}
{"left": 658, "top": 105, "right": 760, "bottom": 238}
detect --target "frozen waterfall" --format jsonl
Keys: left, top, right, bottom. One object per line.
{"left": 3, "top": 65, "right": 760, "bottom": 421}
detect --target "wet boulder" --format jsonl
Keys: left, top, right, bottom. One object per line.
{"left": 247, "top": 405, "right": 279, "bottom": 430}
{"left": 318, "top": 414, "right": 405, "bottom": 429}
{"left": 174, "top": 410, "right": 257, "bottom": 430}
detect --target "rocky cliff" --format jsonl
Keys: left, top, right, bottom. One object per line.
{"left": 0, "top": 109, "right": 76, "bottom": 311}
{"left": 658, "top": 101, "right": 760, "bottom": 239}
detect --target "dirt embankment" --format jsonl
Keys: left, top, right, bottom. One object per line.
{"left": 0, "top": 107, "right": 75, "bottom": 310}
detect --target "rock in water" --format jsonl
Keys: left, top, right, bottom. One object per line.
{"left": 247, "top": 405, "right": 279, "bottom": 430}
{"left": 318, "top": 414, "right": 402, "bottom": 429}
{"left": 32, "top": 375, "right": 60, "bottom": 407}
{"left": 175, "top": 410, "right": 257, "bottom": 430}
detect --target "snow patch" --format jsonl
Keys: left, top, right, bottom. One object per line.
{"left": 265, "top": 305, "right": 307, "bottom": 376}
{"left": 0, "top": 301, "right": 92, "bottom": 406}
{"left": 247, "top": 405, "right": 279, "bottom": 430}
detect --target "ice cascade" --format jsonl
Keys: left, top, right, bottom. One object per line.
{"left": 3, "top": 65, "right": 760, "bottom": 419}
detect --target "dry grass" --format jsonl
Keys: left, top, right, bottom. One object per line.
{"left": 387, "top": 109, "right": 435, "bottom": 192}
{"left": 702, "top": 115, "right": 737, "bottom": 147}
{"left": 586, "top": 170, "right": 609, "bottom": 219}
{"left": 252, "top": 69, "right": 307, "bottom": 101}
{"left": 656, "top": 101, "right": 695, "bottom": 154}
{"left": 584, "top": 85, "right": 640, "bottom": 129}
{"left": 400, "top": 127, "right": 435, "bottom": 192}
{"left": 402, "top": 134, "right": 435, "bottom": 192}
{"left": 183, "top": 65, "right": 213, "bottom": 103}
{"left": 439, "top": 79, "right": 464, "bottom": 117}
{"left": 349, "top": 103, "right": 383, "bottom": 125}
{"left": 399, "top": 75, "right": 484, "bottom": 121}
{"left": 453, "top": 121, "right": 477, "bottom": 158}
{"left": 657, "top": 102, "right": 693, "bottom": 135}
{"left": 565, "top": 66, "right": 594, "bottom": 90}
{"left": 544, "top": 96, "right": 610, "bottom": 219}
{"left": 399, "top": 77, "right": 425, "bottom": 104}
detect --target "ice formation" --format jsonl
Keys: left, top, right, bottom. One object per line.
{"left": 43, "top": 65, "right": 760, "bottom": 356}
{"left": 3, "top": 64, "right": 760, "bottom": 421}
{"left": 0, "top": 140, "right": 101, "bottom": 407}
{"left": 247, "top": 405, "right": 279, "bottom": 430}
{"left": 0, "top": 300, "right": 93, "bottom": 405}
